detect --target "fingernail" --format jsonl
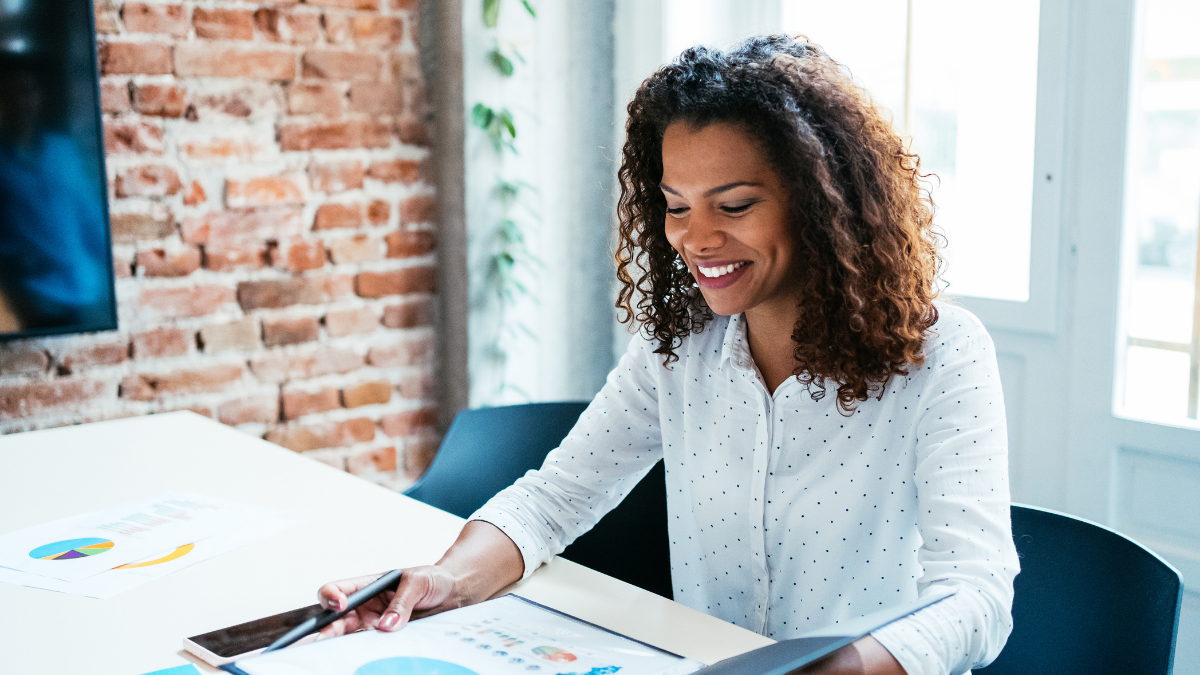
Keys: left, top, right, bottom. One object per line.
{"left": 380, "top": 612, "right": 399, "bottom": 630}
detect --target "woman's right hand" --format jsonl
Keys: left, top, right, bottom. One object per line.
{"left": 316, "top": 564, "right": 462, "bottom": 637}
{"left": 314, "top": 520, "right": 526, "bottom": 639}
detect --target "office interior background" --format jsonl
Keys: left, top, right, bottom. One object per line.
{"left": 0, "top": 0, "right": 1196, "bottom": 668}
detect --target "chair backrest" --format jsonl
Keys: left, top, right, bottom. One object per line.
{"left": 975, "top": 504, "right": 1183, "bottom": 675}
{"left": 404, "top": 402, "right": 673, "bottom": 599}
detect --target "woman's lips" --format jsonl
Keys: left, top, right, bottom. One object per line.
{"left": 695, "top": 261, "right": 751, "bottom": 290}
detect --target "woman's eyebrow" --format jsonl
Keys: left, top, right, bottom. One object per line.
{"left": 657, "top": 181, "right": 762, "bottom": 197}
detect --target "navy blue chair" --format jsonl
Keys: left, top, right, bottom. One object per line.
{"left": 404, "top": 402, "right": 673, "bottom": 599}
{"left": 976, "top": 504, "right": 1183, "bottom": 675}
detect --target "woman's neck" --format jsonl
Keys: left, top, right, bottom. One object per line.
{"left": 743, "top": 298, "right": 802, "bottom": 395}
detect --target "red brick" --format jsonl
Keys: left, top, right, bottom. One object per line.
{"left": 306, "top": 0, "right": 380, "bottom": 11}
{"left": 367, "top": 158, "right": 419, "bottom": 184}
{"left": 138, "top": 285, "right": 236, "bottom": 320}
{"left": 180, "top": 136, "right": 270, "bottom": 162}
{"left": 398, "top": 370, "right": 435, "bottom": 400}
{"left": 132, "top": 327, "right": 192, "bottom": 359}
{"left": 163, "top": 404, "right": 214, "bottom": 418}
{"left": 355, "top": 267, "right": 436, "bottom": 298}
{"left": 55, "top": 338, "right": 130, "bottom": 371}
{"left": 203, "top": 245, "right": 269, "bottom": 271}
{"left": 250, "top": 347, "right": 362, "bottom": 383}
{"left": 405, "top": 81, "right": 428, "bottom": 117}
{"left": 0, "top": 348, "right": 50, "bottom": 376}
{"left": 313, "top": 203, "right": 364, "bottom": 230}
{"left": 184, "top": 181, "right": 207, "bottom": 206}
{"left": 266, "top": 424, "right": 328, "bottom": 451}
{"left": 100, "top": 80, "right": 131, "bottom": 113}
{"left": 325, "top": 274, "right": 356, "bottom": 298}
{"left": 342, "top": 380, "right": 392, "bottom": 408}
{"left": 278, "top": 120, "right": 391, "bottom": 151}
{"left": 403, "top": 436, "right": 438, "bottom": 478}
{"left": 309, "top": 160, "right": 364, "bottom": 192}
{"left": 400, "top": 195, "right": 436, "bottom": 224}
{"left": 189, "top": 83, "right": 283, "bottom": 122}
{"left": 324, "top": 307, "right": 378, "bottom": 337}
{"left": 281, "top": 386, "right": 341, "bottom": 419}
{"left": 380, "top": 407, "right": 437, "bottom": 437}
{"left": 392, "top": 0, "right": 419, "bottom": 9}
{"left": 263, "top": 317, "right": 320, "bottom": 346}
{"left": 137, "top": 246, "right": 202, "bottom": 277}
{"left": 396, "top": 113, "right": 429, "bottom": 147}
{"left": 115, "top": 165, "right": 182, "bottom": 198}
{"left": 132, "top": 83, "right": 187, "bottom": 118}
{"left": 367, "top": 200, "right": 390, "bottom": 225}
{"left": 286, "top": 82, "right": 343, "bottom": 118}
{"left": 322, "top": 12, "right": 352, "bottom": 43}
{"left": 381, "top": 298, "right": 432, "bottom": 328}
{"left": 352, "top": 15, "right": 404, "bottom": 45}
{"left": 367, "top": 337, "right": 430, "bottom": 367}
{"left": 99, "top": 42, "right": 172, "bottom": 75}
{"left": 182, "top": 207, "right": 304, "bottom": 246}
{"left": 328, "top": 233, "right": 381, "bottom": 264}
{"left": 0, "top": 378, "right": 108, "bottom": 421}
{"left": 348, "top": 445, "right": 397, "bottom": 475}
{"left": 120, "top": 364, "right": 244, "bottom": 401}
{"left": 95, "top": 0, "right": 121, "bottom": 33}
{"left": 337, "top": 417, "right": 377, "bottom": 443}
{"left": 198, "top": 318, "right": 260, "bottom": 353}
{"left": 348, "top": 82, "right": 401, "bottom": 114}
{"left": 175, "top": 44, "right": 296, "bottom": 80}
{"left": 193, "top": 8, "right": 255, "bottom": 40}
{"left": 114, "top": 255, "right": 134, "bottom": 279}
{"left": 237, "top": 278, "right": 325, "bottom": 310}
{"left": 255, "top": 8, "right": 321, "bottom": 44}
{"left": 226, "top": 175, "right": 307, "bottom": 207}
{"left": 302, "top": 50, "right": 381, "bottom": 80}
{"left": 385, "top": 229, "right": 435, "bottom": 258}
{"left": 122, "top": 3, "right": 188, "bottom": 36}
{"left": 218, "top": 394, "right": 280, "bottom": 425}
{"left": 110, "top": 212, "right": 174, "bottom": 243}
{"left": 104, "top": 121, "right": 165, "bottom": 155}
{"left": 271, "top": 238, "right": 326, "bottom": 271}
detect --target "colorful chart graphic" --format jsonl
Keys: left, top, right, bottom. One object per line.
{"left": 114, "top": 543, "right": 195, "bottom": 569}
{"left": 28, "top": 538, "right": 114, "bottom": 561}
{"left": 532, "top": 647, "right": 577, "bottom": 663}
{"left": 355, "top": 657, "right": 480, "bottom": 675}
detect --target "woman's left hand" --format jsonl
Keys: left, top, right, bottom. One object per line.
{"left": 796, "top": 636, "right": 906, "bottom": 675}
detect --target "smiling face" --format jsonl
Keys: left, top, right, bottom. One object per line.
{"left": 660, "top": 121, "right": 798, "bottom": 318}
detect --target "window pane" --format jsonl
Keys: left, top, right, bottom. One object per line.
{"left": 1117, "top": 0, "right": 1200, "bottom": 424}
{"left": 783, "top": 1, "right": 1041, "bottom": 302}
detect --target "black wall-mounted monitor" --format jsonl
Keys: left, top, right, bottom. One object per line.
{"left": 0, "top": 0, "right": 117, "bottom": 340}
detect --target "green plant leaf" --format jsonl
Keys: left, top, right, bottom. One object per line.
{"left": 483, "top": 0, "right": 501, "bottom": 28}
{"left": 471, "top": 103, "right": 494, "bottom": 129}
{"left": 499, "top": 109, "right": 516, "bottom": 139}
{"left": 488, "top": 48, "right": 514, "bottom": 76}
{"left": 520, "top": 0, "right": 537, "bottom": 18}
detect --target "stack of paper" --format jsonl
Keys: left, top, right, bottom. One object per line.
{"left": 0, "top": 492, "right": 295, "bottom": 599}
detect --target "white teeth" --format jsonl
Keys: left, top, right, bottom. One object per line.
{"left": 698, "top": 261, "right": 747, "bottom": 278}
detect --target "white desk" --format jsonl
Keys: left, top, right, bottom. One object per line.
{"left": 0, "top": 412, "right": 772, "bottom": 674}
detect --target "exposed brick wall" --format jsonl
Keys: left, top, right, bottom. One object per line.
{"left": 0, "top": 0, "right": 437, "bottom": 488}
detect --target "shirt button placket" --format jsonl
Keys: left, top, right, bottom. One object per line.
{"left": 749, "top": 376, "right": 771, "bottom": 633}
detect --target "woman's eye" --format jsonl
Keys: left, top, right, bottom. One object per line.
{"left": 666, "top": 206, "right": 689, "bottom": 216}
{"left": 721, "top": 202, "right": 756, "bottom": 214}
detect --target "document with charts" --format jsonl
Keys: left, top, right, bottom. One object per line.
{"left": 229, "top": 595, "right": 704, "bottom": 675}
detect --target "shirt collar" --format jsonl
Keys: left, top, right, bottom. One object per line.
{"left": 719, "top": 313, "right": 755, "bottom": 372}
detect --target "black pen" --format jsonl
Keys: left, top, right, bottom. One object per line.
{"left": 262, "top": 569, "right": 404, "bottom": 653}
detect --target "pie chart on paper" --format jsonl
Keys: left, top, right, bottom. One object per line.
{"left": 29, "top": 537, "right": 114, "bottom": 560}
{"left": 355, "top": 657, "right": 480, "bottom": 675}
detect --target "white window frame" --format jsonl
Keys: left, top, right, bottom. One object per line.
{"left": 613, "top": 0, "right": 1072, "bottom": 336}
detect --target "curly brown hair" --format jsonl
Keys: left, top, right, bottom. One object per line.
{"left": 615, "top": 35, "right": 943, "bottom": 413}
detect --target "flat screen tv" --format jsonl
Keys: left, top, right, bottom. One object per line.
{"left": 0, "top": 0, "right": 117, "bottom": 339}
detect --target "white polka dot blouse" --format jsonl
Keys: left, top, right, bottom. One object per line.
{"left": 472, "top": 301, "right": 1020, "bottom": 675}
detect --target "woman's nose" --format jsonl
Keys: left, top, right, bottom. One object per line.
{"left": 679, "top": 209, "right": 725, "bottom": 253}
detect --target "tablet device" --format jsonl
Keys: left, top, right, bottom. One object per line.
{"left": 691, "top": 587, "right": 956, "bottom": 675}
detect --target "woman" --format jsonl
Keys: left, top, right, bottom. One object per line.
{"left": 318, "top": 36, "right": 1019, "bottom": 675}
